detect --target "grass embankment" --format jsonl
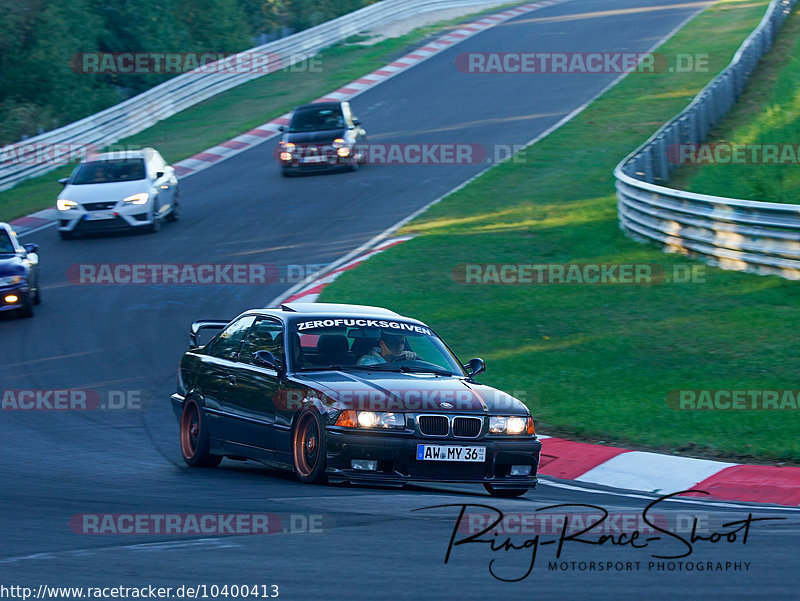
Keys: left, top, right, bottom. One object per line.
{"left": 0, "top": 3, "right": 519, "bottom": 222}
{"left": 321, "top": 0, "right": 800, "bottom": 464}
{"left": 670, "top": 7, "right": 800, "bottom": 202}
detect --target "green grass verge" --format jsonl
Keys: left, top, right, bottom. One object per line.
{"left": 0, "top": 2, "right": 521, "bottom": 223}
{"left": 669, "top": 7, "right": 800, "bottom": 202}
{"left": 320, "top": 0, "right": 800, "bottom": 464}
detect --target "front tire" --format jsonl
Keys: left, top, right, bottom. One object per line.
{"left": 484, "top": 484, "right": 528, "bottom": 498}
{"left": 18, "top": 294, "right": 33, "bottom": 318}
{"left": 166, "top": 189, "right": 180, "bottom": 222}
{"left": 147, "top": 199, "right": 162, "bottom": 233}
{"left": 180, "top": 399, "right": 222, "bottom": 467}
{"left": 292, "top": 410, "right": 327, "bottom": 484}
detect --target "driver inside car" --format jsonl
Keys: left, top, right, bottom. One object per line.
{"left": 356, "top": 332, "right": 417, "bottom": 366}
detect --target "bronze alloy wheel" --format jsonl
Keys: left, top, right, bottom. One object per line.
{"left": 179, "top": 400, "right": 221, "bottom": 468}
{"left": 293, "top": 411, "right": 327, "bottom": 483}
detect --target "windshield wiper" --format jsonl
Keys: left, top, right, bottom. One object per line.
{"left": 397, "top": 366, "right": 455, "bottom": 377}
{"left": 298, "top": 365, "right": 363, "bottom": 372}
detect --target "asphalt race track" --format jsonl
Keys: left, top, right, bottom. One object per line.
{"left": 2, "top": 1, "right": 798, "bottom": 599}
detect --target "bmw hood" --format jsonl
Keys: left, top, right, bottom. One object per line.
{"left": 284, "top": 130, "right": 346, "bottom": 145}
{"left": 289, "top": 371, "right": 528, "bottom": 415}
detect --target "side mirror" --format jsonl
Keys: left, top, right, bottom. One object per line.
{"left": 278, "top": 125, "right": 286, "bottom": 132}
{"left": 155, "top": 171, "right": 164, "bottom": 179}
{"left": 352, "top": 119, "right": 361, "bottom": 126}
{"left": 58, "top": 177, "right": 69, "bottom": 186}
{"left": 23, "top": 243, "right": 39, "bottom": 255}
{"left": 254, "top": 350, "right": 283, "bottom": 373}
{"left": 464, "top": 358, "right": 485, "bottom": 378}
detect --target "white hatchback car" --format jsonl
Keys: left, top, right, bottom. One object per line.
{"left": 56, "top": 148, "right": 179, "bottom": 239}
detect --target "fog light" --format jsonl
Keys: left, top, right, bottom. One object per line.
{"left": 279, "top": 151, "right": 292, "bottom": 161}
{"left": 337, "top": 147, "right": 350, "bottom": 157}
{"left": 351, "top": 459, "right": 377, "bottom": 471}
{"left": 510, "top": 465, "right": 531, "bottom": 476}
{"left": 4, "top": 294, "right": 19, "bottom": 304}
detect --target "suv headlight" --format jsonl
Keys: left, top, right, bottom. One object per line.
{"left": 335, "top": 410, "right": 405, "bottom": 429}
{"left": 57, "top": 199, "right": 78, "bottom": 211}
{"left": 123, "top": 193, "right": 149, "bottom": 205}
{"left": 0, "top": 275, "right": 23, "bottom": 286}
{"left": 489, "top": 416, "right": 534, "bottom": 435}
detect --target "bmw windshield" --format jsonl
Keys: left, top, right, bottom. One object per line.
{"left": 290, "top": 317, "right": 465, "bottom": 376}
{"left": 0, "top": 231, "right": 15, "bottom": 254}
{"left": 288, "top": 107, "right": 345, "bottom": 132}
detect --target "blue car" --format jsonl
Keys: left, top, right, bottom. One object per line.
{"left": 0, "top": 223, "right": 40, "bottom": 318}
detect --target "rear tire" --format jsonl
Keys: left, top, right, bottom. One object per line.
{"left": 59, "top": 230, "right": 74, "bottom": 240}
{"left": 292, "top": 410, "right": 328, "bottom": 484}
{"left": 484, "top": 484, "right": 528, "bottom": 498}
{"left": 180, "top": 399, "right": 222, "bottom": 467}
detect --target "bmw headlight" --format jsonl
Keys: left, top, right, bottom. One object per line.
{"left": 0, "top": 275, "right": 24, "bottom": 286}
{"left": 123, "top": 193, "right": 149, "bottom": 205}
{"left": 335, "top": 410, "right": 405, "bottom": 429}
{"left": 57, "top": 199, "right": 78, "bottom": 211}
{"left": 489, "top": 416, "right": 534, "bottom": 435}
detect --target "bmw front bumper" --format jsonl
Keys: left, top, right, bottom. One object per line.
{"left": 324, "top": 428, "right": 541, "bottom": 489}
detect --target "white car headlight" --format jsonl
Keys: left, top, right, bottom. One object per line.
{"left": 57, "top": 199, "right": 78, "bottom": 211}
{"left": 123, "top": 193, "right": 149, "bottom": 205}
{"left": 335, "top": 410, "right": 405, "bottom": 429}
{"left": 490, "top": 416, "right": 533, "bottom": 435}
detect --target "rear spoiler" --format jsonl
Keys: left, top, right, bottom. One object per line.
{"left": 189, "top": 319, "right": 229, "bottom": 348}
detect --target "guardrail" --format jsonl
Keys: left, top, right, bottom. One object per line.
{"left": 614, "top": 0, "right": 800, "bottom": 280}
{"left": 0, "top": 0, "right": 504, "bottom": 192}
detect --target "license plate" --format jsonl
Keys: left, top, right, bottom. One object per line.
{"left": 302, "top": 155, "right": 324, "bottom": 163}
{"left": 85, "top": 211, "right": 114, "bottom": 221}
{"left": 416, "top": 444, "right": 486, "bottom": 462}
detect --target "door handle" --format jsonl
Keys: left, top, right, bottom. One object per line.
{"left": 225, "top": 374, "right": 237, "bottom": 385}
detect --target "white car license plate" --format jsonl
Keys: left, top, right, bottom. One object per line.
{"left": 302, "top": 155, "right": 324, "bottom": 163}
{"left": 416, "top": 444, "right": 486, "bottom": 462}
{"left": 85, "top": 211, "right": 115, "bottom": 221}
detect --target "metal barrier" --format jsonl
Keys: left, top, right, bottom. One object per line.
{"left": 0, "top": 0, "right": 507, "bottom": 192}
{"left": 614, "top": 0, "right": 800, "bottom": 279}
